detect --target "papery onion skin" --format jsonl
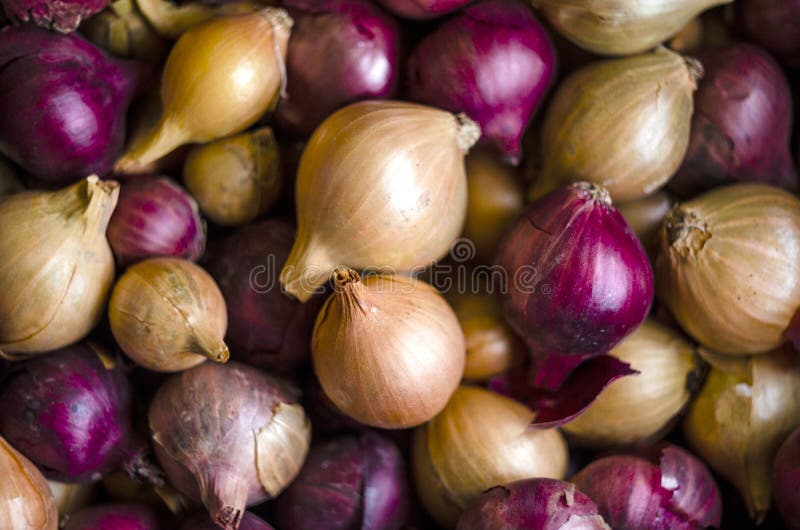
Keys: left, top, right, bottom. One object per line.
{"left": 618, "top": 191, "right": 675, "bottom": 256}
{"left": 376, "top": 0, "right": 469, "bottom": 19}
{"left": 107, "top": 176, "right": 205, "bottom": 266}
{"left": 80, "top": 0, "right": 168, "bottom": 63}
{"left": 739, "top": 0, "right": 800, "bottom": 67}
{"left": 457, "top": 478, "right": 610, "bottom": 530}
{"left": 0, "top": 26, "right": 138, "bottom": 184}
{"left": 181, "top": 511, "right": 275, "bottom": 530}
{"left": 1, "top": 0, "right": 110, "bottom": 31}
{"left": 774, "top": 426, "right": 800, "bottom": 529}
{"left": 276, "top": 430, "right": 410, "bottom": 530}
{"left": 0, "top": 435, "right": 58, "bottom": 530}
{"left": 669, "top": 43, "right": 797, "bottom": 198}
{"left": 655, "top": 183, "right": 800, "bottom": 355}
{"left": 63, "top": 504, "right": 159, "bottom": 530}
{"left": 275, "top": 0, "right": 401, "bottom": 136}
{"left": 407, "top": 0, "right": 556, "bottom": 163}
{"left": 149, "top": 362, "right": 310, "bottom": 530}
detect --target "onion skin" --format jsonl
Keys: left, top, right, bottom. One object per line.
{"left": 407, "top": 0, "right": 556, "bottom": 163}
{"left": 376, "top": 0, "right": 469, "bottom": 19}
{"left": 739, "top": 0, "right": 800, "bottom": 67}
{"left": 181, "top": 512, "right": 275, "bottom": 530}
{"left": 275, "top": 0, "right": 401, "bottom": 136}
{"left": 572, "top": 445, "right": 722, "bottom": 530}
{"left": 669, "top": 43, "right": 797, "bottom": 198}
{"left": 63, "top": 504, "right": 159, "bottom": 530}
{"left": 107, "top": 176, "right": 205, "bottom": 266}
{"left": 0, "top": 435, "right": 58, "bottom": 530}
{"left": 457, "top": 478, "right": 610, "bottom": 530}
{"left": 617, "top": 191, "right": 675, "bottom": 256}
{"left": 495, "top": 182, "right": 653, "bottom": 389}
{"left": 1, "top": 0, "right": 110, "bottom": 32}
{"left": 276, "top": 430, "right": 410, "bottom": 530}
{"left": 774, "top": 427, "right": 800, "bottom": 529}
{"left": 0, "top": 26, "right": 138, "bottom": 184}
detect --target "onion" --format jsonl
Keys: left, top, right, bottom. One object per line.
{"left": 774, "top": 426, "right": 800, "bottom": 529}
{"left": 0, "top": 157, "right": 23, "bottom": 197}
{"left": 494, "top": 182, "right": 653, "bottom": 389}
{"left": 1, "top": 0, "right": 110, "bottom": 31}
{"left": 181, "top": 511, "right": 274, "bottom": 530}
{"left": 205, "top": 218, "right": 323, "bottom": 373}
{"left": 617, "top": 191, "right": 676, "bottom": 256}
{"left": 149, "top": 362, "right": 310, "bottom": 529}
{"left": 276, "top": 430, "right": 410, "bottom": 530}
{"left": 0, "top": 343, "right": 159, "bottom": 484}
{"left": 376, "top": 0, "right": 470, "bottom": 19}
{"left": 47, "top": 481, "right": 94, "bottom": 516}
{"left": 457, "top": 478, "right": 610, "bottom": 530}
{"left": 107, "top": 176, "right": 205, "bottom": 266}
{"left": 407, "top": 0, "right": 556, "bottom": 163}
{"left": 572, "top": 444, "right": 722, "bottom": 530}
{"left": 0, "top": 435, "right": 58, "bottom": 530}
{"left": 80, "top": 0, "right": 168, "bottom": 62}
{"left": 739, "top": 0, "right": 800, "bottom": 67}
{"left": 0, "top": 26, "right": 138, "bottom": 184}
{"left": 275, "top": 0, "right": 401, "bottom": 136}
{"left": 63, "top": 504, "right": 159, "bottom": 530}
{"left": 302, "top": 374, "right": 363, "bottom": 434}
{"left": 669, "top": 43, "right": 797, "bottom": 198}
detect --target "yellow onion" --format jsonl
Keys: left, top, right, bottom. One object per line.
{"left": 655, "top": 183, "right": 800, "bottom": 355}
{"left": 280, "top": 100, "right": 479, "bottom": 301}
{"left": 313, "top": 268, "right": 465, "bottom": 429}
{"left": 183, "top": 127, "right": 281, "bottom": 227}
{"left": 82, "top": 0, "right": 168, "bottom": 62}
{"left": 683, "top": 346, "right": 800, "bottom": 522}
{"left": 136, "top": 0, "right": 262, "bottom": 38}
{"left": 530, "top": 48, "right": 699, "bottom": 203}
{"left": 109, "top": 257, "right": 229, "bottom": 372}
{"left": 0, "top": 176, "right": 118, "bottom": 356}
{"left": 617, "top": 190, "right": 676, "bottom": 253}
{"left": 531, "top": 0, "right": 732, "bottom": 56}
{"left": 47, "top": 481, "right": 94, "bottom": 517}
{"left": 115, "top": 8, "right": 291, "bottom": 173}
{"left": 0, "top": 436, "right": 58, "bottom": 530}
{"left": 413, "top": 386, "right": 568, "bottom": 527}
{"left": 562, "top": 319, "right": 700, "bottom": 447}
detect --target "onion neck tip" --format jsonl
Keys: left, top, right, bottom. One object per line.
{"left": 574, "top": 182, "right": 612, "bottom": 206}
{"left": 684, "top": 56, "right": 704, "bottom": 85}
{"left": 332, "top": 267, "right": 361, "bottom": 290}
{"left": 665, "top": 207, "right": 710, "bottom": 256}
{"left": 456, "top": 113, "right": 481, "bottom": 153}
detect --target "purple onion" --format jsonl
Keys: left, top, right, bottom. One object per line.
{"left": 376, "top": 0, "right": 470, "bottom": 19}
{"left": 205, "top": 219, "right": 323, "bottom": 373}
{"left": 738, "top": 0, "right": 800, "bottom": 67}
{"left": 180, "top": 511, "right": 274, "bottom": 530}
{"left": 64, "top": 503, "right": 159, "bottom": 530}
{"left": 276, "top": 430, "right": 409, "bottom": 530}
{"left": 572, "top": 445, "right": 722, "bottom": 530}
{"left": 1, "top": 0, "right": 110, "bottom": 32}
{"left": 494, "top": 182, "right": 654, "bottom": 390}
{"left": 0, "top": 343, "right": 157, "bottom": 484}
{"left": 303, "top": 374, "right": 364, "bottom": 434}
{"left": 407, "top": 0, "right": 556, "bottom": 163}
{"left": 275, "top": 0, "right": 401, "bottom": 136}
{"left": 106, "top": 176, "right": 206, "bottom": 266}
{"left": 457, "top": 478, "right": 610, "bottom": 530}
{"left": 774, "top": 426, "right": 800, "bottom": 529}
{"left": 669, "top": 43, "right": 797, "bottom": 198}
{"left": 0, "top": 26, "right": 137, "bottom": 184}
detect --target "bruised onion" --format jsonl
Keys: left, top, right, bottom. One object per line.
{"left": 0, "top": 176, "right": 118, "bottom": 356}
{"left": 276, "top": 430, "right": 410, "bottom": 530}
{"left": 669, "top": 43, "right": 797, "bottom": 198}
{"left": 655, "top": 183, "right": 800, "bottom": 355}
{"left": 1, "top": 0, "right": 109, "bottom": 32}
{"left": 774, "top": 426, "right": 800, "bottom": 529}
{"left": 280, "top": 100, "right": 479, "bottom": 301}
{"left": 0, "top": 435, "right": 58, "bottom": 530}
{"left": 181, "top": 512, "right": 274, "bottom": 530}
{"left": 107, "top": 176, "right": 205, "bottom": 266}
{"left": 0, "top": 26, "right": 138, "bottom": 184}
{"left": 109, "top": 257, "right": 229, "bottom": 372}
{"left": 63, "top": 504, "right": 159, "bottom": 530}
{"left": 313, "top": 268, "right": 464, "bottom": 429}
{"left": 149, "top": 362, "right": 310, "bottom": 530}
{"left": 495, "top": 182, "right": 653, "bottom": 389}
{"left": 407, "top": 0, "right": 556, "bottom": 163}
{"left": 739, "top": 0, "right": 800, "bottom": 67}
{"left": 572, "top": 444, "right": 722, "bottom": 530}
{"left": 376, "top": 0, "right": 469, "bottom": 19}
{"left": 275, "top": 0, "right": 401, "bottom": 136}
{"left": 457, "top": 478, "right": 610, "bottom": 530}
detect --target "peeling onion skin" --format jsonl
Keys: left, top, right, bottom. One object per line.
{"left": 0, "top": 435, "right": 58, "bottom": 530}
{"left": 0, "top": 0, "right": 110, "bottom": 32}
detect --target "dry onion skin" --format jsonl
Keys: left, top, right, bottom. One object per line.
{"left": 531, "top": 0, "right": 732, "bottom": 56}
{"left": 413, "top": 386, "right": 568, "bottom": 527}
{"left": 0, "top": 436, "right": 58, "bottom": 530}
{"left": 530, "top": 48, "right": 699, "bottom": 203}
{"left": 312, "top": 268, "right": 465, "bottom": 429}
{"left": 280, "top": 100, "right": 479, "bottom": 301}
{"left": 0, "top": 176, "right": 118, "bottom": 356}
{"left": 655, "top": 183, "right": 800, "bottom": 355}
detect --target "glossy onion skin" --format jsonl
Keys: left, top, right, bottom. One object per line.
{"left": 63, "top": 504, "right": 159, "bottom": 530}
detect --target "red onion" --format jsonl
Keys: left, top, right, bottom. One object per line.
{"left": 0, "top": 26, "right": 138, "bottom": 184}
{"left": 407, "top": 0, "right": 556, "bottom": 163}
{"left": 774, "top": 426, "right": 800, "bottom": 529}
{"left": 494, "top": 182, "right": 654, "bottom": 389}
{"left": 181, "top": 512, "right": 274, "bottom": 530}
{"left": 0, "top": 343, "right": 159, "bottom": 484}
{"left": 64, "top": 503, "right": 159, "bottom": 530}
{"left": 149, "top": 362, "right": 310, "bottom": 530}
{"left": 572, "top": 445, "right": 722, "bottom": 530}
{"left": 276, "top": 430, "right": 410, "bottom": 530}
{"left": 739, "top": 0, "right": 800, "bottom": 68}
{"left": 106, "top": 177, "right": 205, "bottom": 266}
{"left": 275, "top": 0, "right": 401, "bottom": 136}
{"left": 205, "top": 219, "right": 323, "bottom": 373}
{"left": 669, "top": 43, "right": 797, "bottom": 198}
{"left": 376, "top": 0, "right": 470, "bottom": 19}
{"left": 302, "top": 374, "right": 363, "bottom": 434}
{"left": 0, "top": 0, "right": 110, "bottom": 32}
{"left": 457, "top": 478, "right": 610, "bottom": 530}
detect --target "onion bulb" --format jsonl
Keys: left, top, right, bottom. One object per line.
{"left": 0, "top": 176, "right": 118, "bottom": 356}
{"left": 0, "top": 435, "right": 58, "bottom": 530}
{"left": 136, "top": 0, "right": 259, "bottom": 38}
{"left": 655, "top": 183, "right": 800, "bottom": 355}
{"left": 280, "top": 100, "right": 479, "bottom": 301}
{"left": 774, "top": 426, "right": 800, "bottom": 529}
{"left": 81, "top": 0, "right": 168, "bottom": 62}
{"left": 47, "top": 481, "right": 94, "bottom": 516}
{"left": 114, "top": 8, "right": 292, "bottom": 173}
{"left": 313, "top": 268, "right": 465, "bottom": 429}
